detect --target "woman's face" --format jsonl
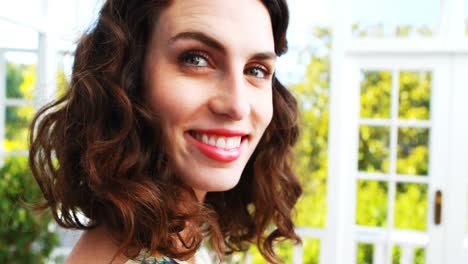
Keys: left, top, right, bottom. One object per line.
{"left": 145, "top": 0, "right": 275, "bottom": 199}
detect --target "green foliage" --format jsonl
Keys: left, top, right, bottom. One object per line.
{"left": 0, "top": 156, "right": 59, "bottom": 264}
{"left": 6, "top": 62, "right": 35, "bottom": 100}
{"left": 394, "top": 183, "right": 427, "bottom": 231}
{"left": 393, "top": 246, "right": 401, "bottom": 264}
{"left": 6, "top": 62, "right": 25, "bottom": 98}
{"left": 359, "top": 126, "right": 390, "bottom": 173}
{"left": 289, "top": 26, "right": 331, "bottom": 230}
{"left": 360, "top": 71, "right": 392, "bottom": 119}
{"left": 398, "top": 71, "right": 431, "bottom": 120}
{"left": 356, "top": 180, "right": 388, "bottom": 227}
{"left": 1, "top": 61, "right": 59, "bottom": 263}
{"left": 397, "top": 128, "right": 429, "bottom": 176}
{"left": 357, "top": 243, "right": 373, "bottom": 264}
{"left": 414, "top": 248, "right": 425, "bottom": 264}
{"left": 4, "top": 62, "right": 35, "bottom": 151}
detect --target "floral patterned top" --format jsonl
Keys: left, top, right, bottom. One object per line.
{"left": 125, "top": 247, "right": 213, "bottom": 264}
{"left": 124, "top": 250, "right": 186, "bottom": 264}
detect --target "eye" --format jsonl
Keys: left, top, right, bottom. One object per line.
{"left": 244, "top": 65, "right": 271, "bottom": 79}
{"left": 179, "top": 51, "right": 210, "bottom": 67}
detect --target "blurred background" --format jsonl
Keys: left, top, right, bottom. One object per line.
{"left": 1, "top": 0, "right": 468, "bottom": 263}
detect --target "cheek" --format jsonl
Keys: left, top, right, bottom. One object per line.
{"left": 257, "top": 90, "right": 274, "bottom": 130}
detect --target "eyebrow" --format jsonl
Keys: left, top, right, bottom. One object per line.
{"left": 168, "top": 31, "right": 277, "bottom": 61}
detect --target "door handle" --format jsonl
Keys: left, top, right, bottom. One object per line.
{"left": 434, "top": 190, "right": 442, "bottom": 225}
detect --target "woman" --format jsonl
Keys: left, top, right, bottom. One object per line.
{"left": 29, "top": 0, "right": 302, "bottom": 263}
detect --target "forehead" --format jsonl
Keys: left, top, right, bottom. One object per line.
{"left": 155, "top": 0, "right": 274, "bottom": 53}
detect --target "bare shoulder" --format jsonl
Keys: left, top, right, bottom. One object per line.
{"left": 65, "top": 226, "right": 129, "bottom": 264}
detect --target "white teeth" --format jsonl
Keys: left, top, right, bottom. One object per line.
{"left": 201, "top": 134, "right": 209, "bottom": 144}
{"left": 216, "top": 138, "right": 226, "bottom": 148}
{"left": 226, "top": 138, "right": 235, "bottom": 148}
{"left": 208, "top": 136, "right": 216, "bottom": 146}
{"left": 194, "top": 132, "right": 243, "bottom": 149}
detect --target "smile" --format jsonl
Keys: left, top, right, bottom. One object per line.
{"left": 187, "top": 129, "right": 248, "bottom": 162}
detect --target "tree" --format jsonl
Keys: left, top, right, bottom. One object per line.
{"left": 1, "top": 62, "right": 59, "bottom": 263}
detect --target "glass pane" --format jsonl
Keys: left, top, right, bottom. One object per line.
{"left": 357, "top": 243, "right": 373, "bottom": 264}
{"left": 6, "top": 52, "right": 37, "bottom": 100}
{"left": 414, "top": 248, "right": 426, "bottom": 264}
{"left": 303, "top": 238, "right": 320, "bottom": 264}
{"left": 393, "top": 245, "right": 401, "bottom": 264}
{"left": 398, "top": 71, "right": 431, "bottom": 120}
{"left": 360, "top": 70, "right": 392, "bottom": 119}
{"left": 397, "top": 128, "right": 430, "bottom": 176}
{"left": 351, "top": 0, "right": 439, "bottom": 38}
{"left": 394, "top": 183, "right": 428, "bottom": 231}
{"left": 359, "top": 126, "right": 391, "bottom": 173}
{"left": 4, "top": 106, "right": 35, "bottom": 151}
{"left": 357, "top": 180, "right": 388, "bottom": 227}
{"left": 392, "top": 246, "right": 426, "bottom": 264}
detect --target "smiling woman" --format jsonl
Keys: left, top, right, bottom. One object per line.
{"left": 28, "top": 0, "right": 302, "bottom": 263}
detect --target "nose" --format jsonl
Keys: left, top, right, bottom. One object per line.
{"left": 208, "top": 72, "right": 250, "bottom": 120}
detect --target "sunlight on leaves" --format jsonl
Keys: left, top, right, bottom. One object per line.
{"left": 359, "top": 126, "right": 391, "bottom": 173}
{"left": 399, "top": 71, "right": 431, "bottom": 120}
{"left": 394, "top": 183, "right": 428, "bottom": 230}
{"left": 397, "top": 128, "right": 429, "bottom": 176}
{"left": 360, "top": 71, "right": 392, "bottom": 119}
{"left": 356, "top": 180, "right": 388, "bottom": 227}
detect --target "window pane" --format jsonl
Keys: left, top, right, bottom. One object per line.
{"left": 397, "top": 128, "right": 430, "bottom": 176}
{"left": 351, "top": 0, "right": 440, "bottom": 38}
{"left": 391, "top": 245, "right": 426, "bottom": 264}
{"left": 359, "top": 126, "right": 391, "bottom": 173}
{"left": 356, "top": 180, "right": 388, "bottom": 227}
{"left": 5, "top": 52, "right": 37, "bottom": 100}
{"left": 303, "top": 238, "right": 320, "bottom": 264}
{"left": 360, "top": 70, "right": 392, "bottom": 119}
{"left": 393, "top": 245, "right": 401, "bottom": 264}
{"left": 357, "top": 243, "right": 374, "bottom": 264}
{"left": 398, "top": 71, "right": 431, "bottom": 120}
{"left": 4, "top": 106, "right": 35, "bottom": 151}
{"left": 414, "top": 248, "right": 426, "bottom": 264}
{"left": 394, "top": 183, "right": 428, "bottom": 231}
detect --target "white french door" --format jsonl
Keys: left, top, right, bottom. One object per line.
{"left": 337, "top": 53, "right": 468, "bottom": 264}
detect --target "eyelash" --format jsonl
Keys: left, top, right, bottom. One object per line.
{"left": 177, "top": 50, "right": 272, "bottom": 79}
{"left": 178, "top": 50, "right": 211, "bottom": 68}
{"left": 246, "top": 64, "right": 271, "bottom": 79}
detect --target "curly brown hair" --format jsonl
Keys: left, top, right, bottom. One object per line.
{"left": 29, "top": 0, "right": 302, "bottom": 262}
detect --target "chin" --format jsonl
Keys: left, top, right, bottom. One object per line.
{"left": 183, "top": 172, "right": 243, "bottom": 194}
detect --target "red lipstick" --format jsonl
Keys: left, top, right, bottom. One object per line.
{"left": 194, "top": 128, "right": 248, "bottom": 137}
{"left": 186, "top": 130, "right": 247, "bottom": 162}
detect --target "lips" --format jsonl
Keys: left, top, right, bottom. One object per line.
{"left": 187, "top": 129, "right": 248, "bottom": 162}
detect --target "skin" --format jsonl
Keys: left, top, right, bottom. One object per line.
{"left": 67, "top": 0, "right": 275, "bottom": 262}
{"left": 145, "top": 0, "right": 276, "bottom": 201}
